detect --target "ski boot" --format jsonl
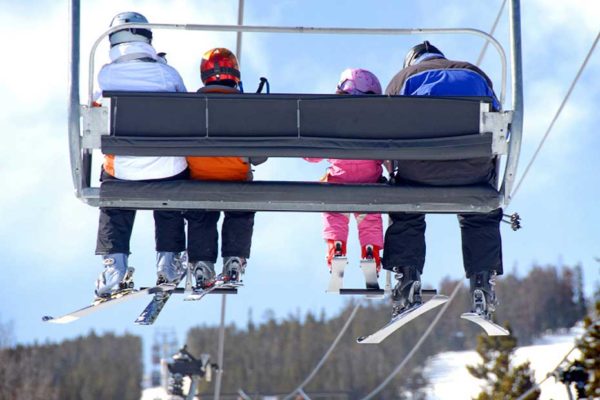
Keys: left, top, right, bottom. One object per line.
{"left": 361, "top": 244, "right": 382, "bottom": 273}
{"left": 95, "top": 253, "right": 132, "bottom": 298}
{"left": 391, "top": 266, "right": 422, "bottom": 318}
{"left": 156, "top": 251, "right": 187, "bottom": 285}
{"left": 469, "top": 270, "right": 498, "bottom": 320}
{"left": 220, "top": 256, "right": 247, "bottom": 285}
{"left": 190, "top": 261, "right": 217, "bottom": 290}
{"left": 326, "top": 240, "right": 347, "bottom": 270}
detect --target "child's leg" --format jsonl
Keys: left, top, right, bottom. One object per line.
{"left": 323, "top": 212, "right": 350, "bottom": 266}
{"left": 323, "top": 212, "right": 350, "bottom": 243}
{"left": 355, "top": 213, "right": 383, "bottom": 248}
{"left": 355, "top": 213, "right": 384, "bottom": 269}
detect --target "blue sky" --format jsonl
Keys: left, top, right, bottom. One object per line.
{"left": 0, "top": 0, "right": 598, "bottom": 372}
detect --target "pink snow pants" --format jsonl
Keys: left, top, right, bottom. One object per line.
{"left": 305, "top": 158, "right": 384, "bottom": 247}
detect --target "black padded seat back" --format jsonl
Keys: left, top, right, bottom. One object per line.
{"left": 300, "top": 96, "right": 481, "bottom": 139}
{"left": 101, "top": 92, "right": 493, "bottom": 160}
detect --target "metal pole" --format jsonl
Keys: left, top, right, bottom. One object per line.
{"left": 214, "top": 6, "right": 246, "bottom": 399}
{"left": 500, "top": 0, "right": 524, "bottom": 204}
{"left": 68, "top": 0, "right": 82, "bottom": 198}
{"left": 236, "top": 0, "right": 245, "bottom": 65}
{"left": 476, "top": 0, "right": 507, "bottom": 66}
{"left": 213, "top": 295, "right": 226, "bottom": 400}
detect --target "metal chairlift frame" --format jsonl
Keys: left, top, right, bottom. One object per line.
{"left": 68, "top": 0, "right": 523, "bottom": 213}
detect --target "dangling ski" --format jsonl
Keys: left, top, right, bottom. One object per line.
{"left": 357, "top": 294, "right": 449, "bottom": 344}
{"left": 460, "top": 313, "right": 510, "bottom": 336}
{"left": 326, "top": 257, "right": 347, "bottom": 293}
{"left": 43, "top": 288, "right": 152, "bottom": 324}
{"left": 43, "top": 267, "right": 147, "bottom": 324}
{"left": 360, "top": 259, "right": 380, "bottom": 290}
{"left": 134, "top": 279, "right": 184, "bottom": 325}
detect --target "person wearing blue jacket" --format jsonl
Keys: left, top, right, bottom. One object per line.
{"left": 383, "top": 41, "right": 503, "bottom": 321}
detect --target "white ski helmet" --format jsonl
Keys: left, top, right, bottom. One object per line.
{"left": 109, "top": 11, "right": 152, "bottom": 47}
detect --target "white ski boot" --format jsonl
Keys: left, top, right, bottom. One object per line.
{"left": 95, "top": 253, "right": 130, "bottom": 297}
{"left": 156, "top": 251, "right": 187, "bottom": 285}
{"left": 190, "top": 261, "right": 217, "bottom": 289}
{"left": 221, "top": 256, "right": 246, "bottom": 285}
{"left": 391, "top": 266, "right": 422, "bottom": 318}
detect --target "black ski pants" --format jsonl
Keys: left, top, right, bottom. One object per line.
{"left": 381, "top": 158, "right": 503, "bottom": 277}
{"left": 184, "top": 210, "right": 254, "bottom": 263}
{"left": 95, "top": 169, "right": 188, "bottom": 255}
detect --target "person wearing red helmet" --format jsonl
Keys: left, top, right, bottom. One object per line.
{"left": 185, "top": 48, "right": 266, "bottom": 290}
{"left": 305, "top": 68, "right": 386, "bottom": 276}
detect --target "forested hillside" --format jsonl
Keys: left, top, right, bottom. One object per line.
{"left": 0, "top": 332, "right": 142, "bottom": 400}
{"left": 0, "top": 264, "right": 589, "bottom": 400}
{"left": 187, "top": 264, "right": 588, "bottom": 399}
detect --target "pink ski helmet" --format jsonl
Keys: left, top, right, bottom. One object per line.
{"left": 336, "top": 68, "right": 382, "bottom": 95}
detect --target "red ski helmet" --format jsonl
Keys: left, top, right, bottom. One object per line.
{"left": 200, "top": 48, "right": 241, "bottom": 85}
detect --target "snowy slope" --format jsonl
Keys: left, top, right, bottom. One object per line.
{"left": 423, "top": 328, "right": 583, "bottom": 400}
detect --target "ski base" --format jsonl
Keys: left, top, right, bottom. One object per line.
{"left": 359, "top": 259, "right": 380, "bottom": 293}
{"left": 357, "top": 294, "right": 449, "bottom": 344}
{"left": 460, "top": 312, "right": 510, "bottom": 336}
{"left": 134, "top": 281, "right": 182, "bottom": 325}
{"left": 43, "top": 287, "right": 151, "bottom": 324}
{"left": 326, "top": 257, "right": 347, "bottom": 292}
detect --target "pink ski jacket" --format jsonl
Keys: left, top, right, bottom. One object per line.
{"left": 304, "top": 158, "right": 383, "bottom": 184}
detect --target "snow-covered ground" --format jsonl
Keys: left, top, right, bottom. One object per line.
{"left": 142, "top": 328, "right": 583, "bottom": 400}
{"left": 423, "top": 328, "right": 583, "bottom": 400}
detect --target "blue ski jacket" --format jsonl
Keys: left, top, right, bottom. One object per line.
{"left": 385, "top": 54, "right": 500, "bottom": 111}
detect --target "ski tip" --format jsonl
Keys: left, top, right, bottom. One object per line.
{"left": 356, "top": 335, "right": 379, "bottom": 344}
{"left": 42, "top": 315, "right": 78, "bottom": 324}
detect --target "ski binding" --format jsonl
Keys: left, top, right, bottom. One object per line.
{"left": 357, "top": 294, "right": 449, "bottom": 344}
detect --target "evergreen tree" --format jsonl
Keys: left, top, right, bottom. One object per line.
{"left": 467, "top": 326, "right": 540, "bottom": 400}
{"left": 567, "top": 300, "right": 600, "bottom": 398}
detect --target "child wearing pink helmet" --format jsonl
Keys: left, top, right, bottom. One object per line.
{"left": 305, "top": 68, "right": 385, "bottom": 271}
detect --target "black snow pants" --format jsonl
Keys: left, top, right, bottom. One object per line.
{"left": 381, "top": 157, "right": 503, "bottom": 277}
{"left": 95, "top": 169, "right": 188, "bottom": 255}
{"left": 184, "top": 210, "right": 255, "bottom": 263}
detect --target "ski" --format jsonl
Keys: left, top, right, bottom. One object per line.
{"left": 42, "top": 287, "right": 153, "bottom": 324}
{"left": 134, "top": 280, "right": 182, "bottom": 326}
{"left": 357, "top": 294, "right": 449, "bottom": 344}
{"left": 326, "top": 257, "right": 347, "bottom": 293}
{"left": 460, "top": 312, "right": 510, "bottom": 336}
{"left": 359, "top": 259, "right": 381, "bottom": 297}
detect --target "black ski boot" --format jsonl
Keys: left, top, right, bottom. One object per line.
{"left": 391, "top": 266, "right": 422, "bottom": 318}
{"left": 469, "top": 270, "right": 498, "bottom": 319}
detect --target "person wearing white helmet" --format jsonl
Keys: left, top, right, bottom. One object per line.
{"left": 94, "top": 12, "right": 188, "bottom": 298}
{"left": 305, "top": 68, "right": 386, "bottom": 276}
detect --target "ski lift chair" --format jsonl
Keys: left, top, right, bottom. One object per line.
{"left": 68, "top": 0, "right": 523, "bottom": 215}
